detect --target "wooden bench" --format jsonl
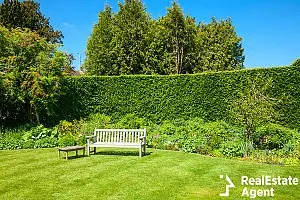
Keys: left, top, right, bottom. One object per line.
{"left": 58, "top": 146, "right": 85, "bottom": 160}
{"left": 86, "top": 128, "right": 146, "bottom": 157}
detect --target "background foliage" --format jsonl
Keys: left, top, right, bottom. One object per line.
{"left": 48, "top": 65, "right": 300, "bottom": 130}
{"left": 84, "top": 0, "right": 244, "bottom": 75}
{"left": 0, "top": 25, "right": 73, "bottom": 126}
{"left": 0, "top": 0, "right": 63, "bottom": 44}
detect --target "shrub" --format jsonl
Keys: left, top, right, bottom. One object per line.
{"left": 34, "top": 137, "right": 58, "bottom": 148}
{"left": 219, "top": 139, "right": 247, "bottom": 158}
{"left": 58, "top": 134, "right": 77, "bottom": 147}
{"left": 80, "top": 113, "right": 111, "bottom": 133}
{"left": 58, "top": 120, "right": 85, "bottom": 147}
{"left": 147, "top": 119, "right": 244, "bottom": 156}
{"left": 22, "top": 125, "right": 58, "bottom": 141}
{"left": 197, "top": 121, "right": 243, "bottom": 149}
{"left": 113, "top": 114, "right": 149, "bottom": 129}
{"left": 254, "top": 123, "right": 299, "bottom": 150}
{"left": 40, "top": 66, "right": 300, "bottom": 130}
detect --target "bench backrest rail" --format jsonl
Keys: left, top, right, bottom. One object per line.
{"left": 94, "top": 129, "right": 146, "bottom": 143}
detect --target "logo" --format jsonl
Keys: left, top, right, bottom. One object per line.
{"left": 220, "top": 175, "right": 235, "bottom": 197}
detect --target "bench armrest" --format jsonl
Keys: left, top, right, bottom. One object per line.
{"left": 139, "top": 136, "right": 146, "bottom": 145}
{"left": 86, "top": 135, "right": 96, "bottom": 144}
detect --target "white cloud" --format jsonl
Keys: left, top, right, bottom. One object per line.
{"left": 62, "top": 22, "right": 76, "bottom": 28}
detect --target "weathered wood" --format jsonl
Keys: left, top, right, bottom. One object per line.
{"left": 86, "top": 128, "right": 146, "bottom": 157}
{"left": 58, "top": 146, "right": 85, "bottom": 160}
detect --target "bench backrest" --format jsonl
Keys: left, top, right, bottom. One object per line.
{"left": 94, "top": 129, "right": 146, "bottom": 144}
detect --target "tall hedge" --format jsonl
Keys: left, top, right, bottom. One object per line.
{"left": 46, "top": 66, "right": 300, "bottom": 129}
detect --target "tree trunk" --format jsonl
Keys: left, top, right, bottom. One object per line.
{"left": 34, "top": 104, "right": 40, "bottom": 124}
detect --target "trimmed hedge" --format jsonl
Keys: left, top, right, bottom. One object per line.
{"left": 43, "top": 66, "right": 300, "bottom": 129}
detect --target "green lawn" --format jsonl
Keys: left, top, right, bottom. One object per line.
{"left": 0, "top": 148, "right": 299, "bottom": 200}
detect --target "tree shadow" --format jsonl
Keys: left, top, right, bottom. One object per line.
{"left": 93, "top": 150, "right": 152, "bottom": 157}
{"left": 60, "top": 154, "right": 87, "bottom": 160}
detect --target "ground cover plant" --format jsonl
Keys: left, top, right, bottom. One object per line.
{"left": 1, "top": 148, "right": 300, "bottom": 200}
{"left": 1, "top": 113, "right": 300, "bottom": 166}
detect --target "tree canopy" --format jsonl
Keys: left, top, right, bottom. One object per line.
{"left": 0, "top": 25, "right": 72, "bottom": 124}
{"left": 84, "top": 1, "right": 245, "bottom": 75}
{"left": 0, "top": 0, "right": 63, "bottom": 44}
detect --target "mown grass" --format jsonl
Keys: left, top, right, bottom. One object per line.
{"left": 1, "top": 148, "right": 300, "bottom": 200}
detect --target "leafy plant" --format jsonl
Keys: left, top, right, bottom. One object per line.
{"left": 254, "top": 123, "right": 299, "bottom": 150}
{"left": 230, "top": 76, "right": 279, "bottom": 149}
{"left": 58, "top": 119, "right": 85, "bottom": 147}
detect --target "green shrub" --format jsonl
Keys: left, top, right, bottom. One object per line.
{"left": 41, "top": 66, "right": 300, "bottom": 130}
{"left": 197, "top": 121, "right": 243, "bottom": 149}
{"left": 114, "top": 114, "right": 148, "bottom": 129}
{"left": 22, "top": 125, "right": 58, "bottom": 141}
{"left": 34, "top": 137, "right": 58, "bottom": 148}
{"left": 219, "top": 139, "right": 247, "bottom": 158}
{"left": 80, "top": 113, "right": 111, "bottom": 133}
{"left": 147, "top": 119, "right": 244, "bottom": 156}
{"left": 58, "top": 120, "right": 85, "bottom": 147}
{"left": 254, "top": 123, "right": 299, "bottom": 150}
{"left": 58, "top": 135, "right": 77, "bottom": 147}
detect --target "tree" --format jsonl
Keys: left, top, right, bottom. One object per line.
{"left": 194, "top": 18, "right": 244, "bottom": 72}
{"left": 112, "top": 0, "right": 151, "bottom": 75}
{"left": 230, "top": 76, "right": 279, "bottom": 150}
{"left": 143, "top": 19, "right": 175, "bottom": 75}
{"left": 0, "top": 25, "right": 72, "bottom": 124}
{"left": 159, "top": 2, "right": 185, "bottom": 74}
{"left": 84, "top": 5, "right": 115, "bottom": 75}
{"left": 0, "top": 0, "right": 63, "bottom": 44}
{"left": 148, "top": 2, "right": 198, "bottom": 74}
{"left": 84, "top": 1, "right": 244, "bottom": 75}
{"left": 84, "top": 0, "right": 151, "bottom": 75}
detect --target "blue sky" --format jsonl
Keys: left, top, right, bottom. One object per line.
{"left": 6, "top": 0, "right": 300, "bottom": 69}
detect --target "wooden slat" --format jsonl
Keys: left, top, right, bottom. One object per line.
{"left": 93, "top": 129, "right": 146, "bottom": 144}
{"left": 100, "top": 131, "right": 103, "bottom": 142}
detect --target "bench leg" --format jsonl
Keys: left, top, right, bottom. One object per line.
{"left": 83, "top": 148, "right": 85, "bottom": 156}
{"left": 143, "top": 145, "right": 146, "bottom": 156}
{"left": 76, "top": 150, "right": 78, "bottom": 156}
{"left": 66, "top": 151, "right": 68, "bottom": 160}
{"left": 139, "top": 146, "right": 142, "bottom": 157}
{"left": 94, "top": 147, "right": 96, "bottom": 154}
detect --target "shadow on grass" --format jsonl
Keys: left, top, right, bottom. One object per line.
{"left": 93, "top": 150, "right": 152, "bottom": 157}
{"left": 59, "top": 150, "right": 152, "bottom": 160}
{"left": 59, "top": 155, "right": 87, "bottom": 160}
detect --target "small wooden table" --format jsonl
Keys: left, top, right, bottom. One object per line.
{"left": 58, "top": 146, "right": 85, "bottom": 160}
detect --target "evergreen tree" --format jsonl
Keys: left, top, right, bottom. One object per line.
{"left": 160, "top": 2, "right": 185, "bottom": 74}
{"left": 84, "top": 1, "right": 245, "bottom": 75}
{"left": 112, "top": 0, "right": 150, "bottom": 74}
{"left": 194, "top": 18, "right": 244, "bottom": 72}
{"left": 84, "top": 5, "right": 115, "bottom": 75}
{"left": 155, "top": 2, "right": 198, "bottom": 74}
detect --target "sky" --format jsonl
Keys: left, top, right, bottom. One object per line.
{"left": 4, "top": 0, "right": 300, "bottom": 70}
